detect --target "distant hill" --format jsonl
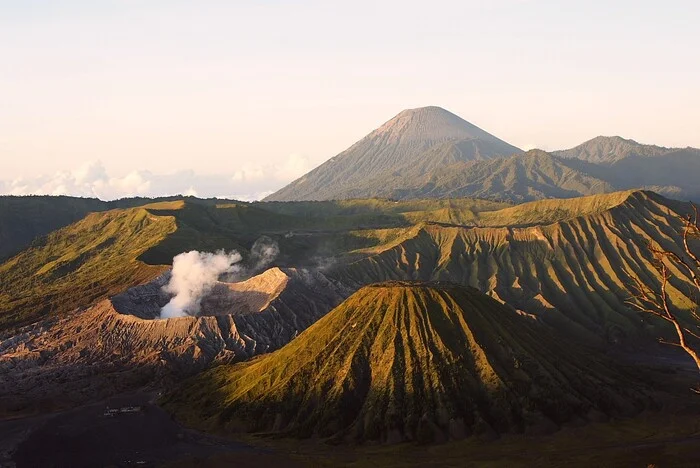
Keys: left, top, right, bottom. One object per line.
{"left": 0, "top": 196, "right": 109, "bottom": 261}
{"left": 265, "top": 106, "right": 522, "bottom": 201}
{"left": 0, "top": 195, "right": 243, "bottom": 262}
{"left": 553, "top": 136, "right": 675, "bottom": 164}
{"left": 164, "top": 282, "right": 652, "bottom": 443}
{"left": 266, "top": 109, "right": 700, "bottom": 203}
{"left": 561, "top": 147, "right": 700, "bottom": 201}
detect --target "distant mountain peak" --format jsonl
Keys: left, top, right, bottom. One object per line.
{"left": 265, "top": 107, "right": 521, "bottom": 201}
{"left": 373, "top": 106, "right": 500, "bottom": 143}
{"left": 396, "top": 105, "right": 451, "bottom": 115}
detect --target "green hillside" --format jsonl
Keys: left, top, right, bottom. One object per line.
{"left": 0, "top": 196, "right": 508, "bottom": 330}
{"left": 333, "top": 191, "right": 699, "bottom": 345}
{"left": 0, "top": 194, "right": 245, "bottom": 262}
{"left": 2, "top": 189, "right": 696, "bottom": 346}
{"left": 0, "top": 208, "right": 175, "bottom": 329}
{"left": 164, "top": 282, "right": 652, "bottom": 443}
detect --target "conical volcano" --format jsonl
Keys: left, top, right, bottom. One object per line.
{"left": 164, "top": 282, "right": 652, "bottom": 443}
{"left": 265, "top": 107, "right": 521, "bottom": 201}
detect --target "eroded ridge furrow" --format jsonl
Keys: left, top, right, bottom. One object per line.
{"left": 334, "top": 191, "right": 697, "bottom": 344}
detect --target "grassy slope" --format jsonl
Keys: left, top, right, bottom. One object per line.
{"left": 335, "top": 191, "right": 699, "bottom": 344}
{"left": 0, "top": 208, "right": 176, "bottom": 329}
{"left": 0, "top": 196, "right": 509, "bottom": 330}
{"left": 2, "top": 189, "right": 693, "bottom": 341}
{"left": 164, "top": 283, "right": 652, "bottom": 443}
{"left": 0, "top": 195, "right": 247, "bottom": 262}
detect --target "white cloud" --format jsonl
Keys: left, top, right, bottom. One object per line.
{"left": 519, "top": 143, "right": 550, "bottom": 152}
{"left": 274, "top": 153, "right": 312, "bottom": 180}
{"left": 231, "top": 154, "right": 312, "bottom": 184}
{"left": 0, "top": 154, "right": 315, "bottom": 201}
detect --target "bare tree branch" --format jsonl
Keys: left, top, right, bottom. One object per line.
{"left": 625, "top": 204, "right": 700, "bottom": 386}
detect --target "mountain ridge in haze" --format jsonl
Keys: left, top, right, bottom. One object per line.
{"left": 267, "top": 108, "right": 700, "bottom": 203}
{"left": 265, "top": 106, "right": 522, "bottom": 201}
{"left": 554, "top": 135, "right": 679, "bottom": 164}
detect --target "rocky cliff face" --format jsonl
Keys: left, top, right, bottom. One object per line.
{"left": 0, "top": 267, "right": 350, "bottom": 416}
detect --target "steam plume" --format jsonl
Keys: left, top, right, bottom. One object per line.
{"left": 159, "top": 250, "right": 242, "bottom": 318}
{"left": 219, "top": 236, "right": 280, "bottom": 282}
{"left": 250, "top": 236, "right": 280, "bottom": 272}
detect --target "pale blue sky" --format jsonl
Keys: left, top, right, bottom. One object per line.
{"left": 1, "top": 1, "right": 698, "bottom": 199}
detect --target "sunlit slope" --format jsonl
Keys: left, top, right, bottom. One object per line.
{"left": 0, "top": 200, "right": 275, "bottom": 330}
{"left": 0, "top": 197, "right": 510, "bottom": 330}
{"left": 0, "top": 195, "right": 224, "bottom": 262}
{"left": 335, "top": 191, "right": 698, "bottom": 343}
{"left": 164, "top": 283, "right": 652, "bottom": 443}
{"left": 2, "top": 190, "right": 693, "bottom": 340}
{"left": 0, "top": 208, "right": 176, "bottom": 329}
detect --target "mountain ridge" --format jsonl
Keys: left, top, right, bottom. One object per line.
{"left": 266, "top": 108, "right": 700, "bottom": 203}
{"left": 554, "top": 135, "right": 681, "bottom": 164}
{"left": 164, "top": 282, "right": 653, "bottom": 443}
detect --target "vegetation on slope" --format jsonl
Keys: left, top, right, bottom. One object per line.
{"left": 164, "top": 282, "right": 652, "bottom": 443}
{"left": 334, "top": 191, "right": 699, "bottom": 345}
{"left": 0, "top": 196, "right": 507, "bottom": 330}
{"left": 0, "top": 208, "right": 175, "bottom": 329}
{"left": 564, "top": 148, "right": 700, "bottom": 201}
{"left": 2, "top": 189, "right": 693, "bottom": 345}
{"left": 0, "top": 194, "right": 247, "bottom": 262}
{"left": 329, "top": 150, "right": 615, "bottom": 203}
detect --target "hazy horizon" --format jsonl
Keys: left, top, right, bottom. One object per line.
{"left": 2, "top": 1, "right": 699, "bottom": 200}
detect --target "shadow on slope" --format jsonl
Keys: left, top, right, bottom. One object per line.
{"left": 164, "top": 282, "right": 656, "bottom": 444}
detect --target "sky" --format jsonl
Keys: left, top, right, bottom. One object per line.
{"left": 1, "top": 0, "right": 698, "bottom": 200}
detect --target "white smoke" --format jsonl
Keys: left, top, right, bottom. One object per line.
{"left": 250, "top": 236, "right": 280, "bottom": 272}
{"left": 159, "top": 250, "right": 242, "bottom": 319}
{"left": 219, "top": 236, "right": 280, "bottom": 282}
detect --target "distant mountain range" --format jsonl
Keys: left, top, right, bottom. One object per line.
{"left": 265, "top": 107, "right": 700, "bottom": 203}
